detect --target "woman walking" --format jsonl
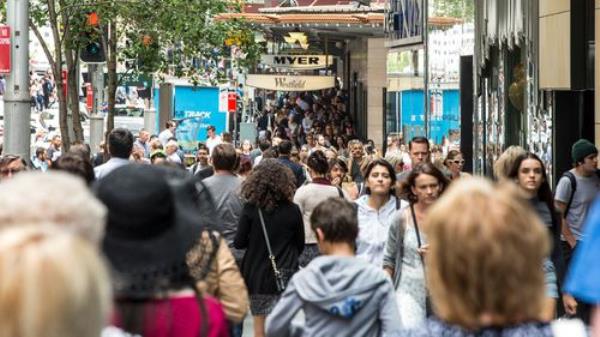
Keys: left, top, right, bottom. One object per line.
{"left": 383, "top": 162, "right": 449, "bottom": 328}
{"left": 294, "top": 151, "right": 348, "bottom": 267}
{"left": 355, "top": 159, "right": 407, "bottom": 265}
{"left": 443, "top": 150, "right": 470, "bottom": 180}
{"left": 234, "top": 159, "right": 305, "bottom": 337}
{"left": 507, "top": 152, "right": 565, "bottom": 320}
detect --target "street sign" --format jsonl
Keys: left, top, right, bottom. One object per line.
{"left": 227, "top": 92, "right": 237, "bottom": 113}
{"left": 0, "top": 26, "right": 11, "bottom": 73}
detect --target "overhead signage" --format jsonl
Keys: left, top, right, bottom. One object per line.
{"left": 246, "top": 74, "right": 335, "bottom": 92}
{"left": 385, "top": 0, "right": 425, "bottom": 49}
{"left": 0, "top": 26, "right": 11, "bottom": 73}
{"left": 261, "top": 55, "right": 334, "bottom": 70}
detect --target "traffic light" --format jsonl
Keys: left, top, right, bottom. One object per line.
{"left": 80, "top": 12, "right": 106, "bottom": 63}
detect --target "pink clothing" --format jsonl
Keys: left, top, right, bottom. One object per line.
{"left": 113, "top": 295, "right": 229, "bottom": 337}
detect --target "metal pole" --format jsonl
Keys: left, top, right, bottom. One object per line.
{"left": 423, "top": 0, "right": 429, "bottom": 140}
{"left": 89, "top": 63, "right": 105, "bottom": 154}
{"left": 4, "top": 0, "right": 31, "bottom": 160}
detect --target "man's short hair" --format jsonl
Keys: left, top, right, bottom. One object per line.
{"left": 197, "top": 143, "right": 208, "bottom": 152}
{"left": 165, "top": 121, "right": 176, "bottom": 129}
{"left": 278, "top": 140, "right": 292, "bottom": 155}
{"left": 258, "top": 139, "right": 271, "bottom": 152}
{"left": 207, "top": 125, "right": 216, "bottom": 132}
{"left": 211, "top": 143, "right": 238, "bottom": 171}
{"left": 409, "top": 136, "right": 430, "bottom": 151}
{"left": 310, "top": 197, "right": 358, "bottom": 246}
{"left": 107, "top": 128, "right": 134, "bottom": 159}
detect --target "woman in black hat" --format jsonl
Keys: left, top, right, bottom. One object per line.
{"left": 95, "top": 164, "right": 229, "bottom": 337}
{"left": 234, "top": 159, "right": 305, "bottom": 337}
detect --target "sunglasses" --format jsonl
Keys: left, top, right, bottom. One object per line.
{"left": 452, "top": 160, "right": 465, "bottom": 165}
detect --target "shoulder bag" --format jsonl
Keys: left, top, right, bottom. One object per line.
{"left": 410, "top": 203, "right": 433, "bottom": 317}
{"left": 258, "top": 208, "right": 287, "bottom": 293}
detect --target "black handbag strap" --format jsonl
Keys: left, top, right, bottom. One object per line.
{"left": 258, "top": 209, "right": 276, "bottom": 259}
{"left": 410, "top": 204, "right": 423, "bottom": 249}
{"left": 258, "top": 208, "right": 284, "bottom": 288}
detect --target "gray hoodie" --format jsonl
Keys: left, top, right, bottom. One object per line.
{"left": 265, "top": 255, "right": 402, "bottom": 337}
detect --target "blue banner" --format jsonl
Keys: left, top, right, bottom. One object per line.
{"left": 154, "top": 85, "right": 227, "bottom": 152}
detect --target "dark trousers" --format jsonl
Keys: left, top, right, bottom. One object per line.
{"left": 560, "top": 241, "right": 591, "bottom": 323}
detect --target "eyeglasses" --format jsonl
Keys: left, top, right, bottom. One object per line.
{"left": 452, "top": 160, "right": 465, "bottom": 165}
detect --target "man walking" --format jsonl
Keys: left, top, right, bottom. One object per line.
{"left": 94, "top": 128, "right": 133, "bottom": 179}
{"left": 206, "top": 125, "right": 222, "bottom": 155}
{"left": 555, "top": 138, "right": 600, "bottom": 322}
{"left": 397, "top": 136, "right": 430, "bottom": 182}
{"left": 201, "top": 143, "right": 244, "bottom": 263}
{"left": 278, "top": 140, "right": 305, "bottom": 187}
{"left": 134, "top": 129, "right": 151, "bottom": 158}
{"left": 158, "top": 120, "right": 176, "bottom": 146}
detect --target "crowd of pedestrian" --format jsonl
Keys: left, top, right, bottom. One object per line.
{"left": 0, "top": 91, "right": 599, "bottom": 337}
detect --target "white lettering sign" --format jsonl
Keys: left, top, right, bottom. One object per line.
{"left": 245, "top": 75, "right": 335, "bottom": 91}
{"left": 261, "top": 55, "right": 335, "bottom": 69}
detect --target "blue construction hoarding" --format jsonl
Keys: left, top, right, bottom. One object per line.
{"left": 154, "top": 85, "right": 227, "bottom": 152}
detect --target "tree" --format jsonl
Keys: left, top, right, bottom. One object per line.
{"left": 93, "top": 0, "right": 263, "bottom": 135}
{"left": 28, "top": 0, "right": 262, "bottom": 145}
{"left": 432, "top": 0, "right": 474, "bottom": 21}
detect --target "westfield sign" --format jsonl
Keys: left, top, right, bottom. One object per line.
{"left": 246, "top": 74, "right": 335, "bottom": 91}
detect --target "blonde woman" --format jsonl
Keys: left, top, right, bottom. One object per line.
{"left": 401, "top": 178, "right": 586, "bottom": 336}
{"left": 493, "top": 145, "right": 526, "bottom": 181}
{"left": 0, "top": 226, "right": 111, "bottom": 337}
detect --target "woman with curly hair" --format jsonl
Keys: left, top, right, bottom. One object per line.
{"left": 234, "top": 159, "right": 305, "bottom": 337}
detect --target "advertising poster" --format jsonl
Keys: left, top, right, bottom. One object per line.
{"left": 155, "top": 85, "right": 227, "bottom": 152}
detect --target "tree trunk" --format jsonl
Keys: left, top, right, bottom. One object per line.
{"left": 106, "top": 21, "right": 117, "bottom": 134}
{"left": 59, "top": 0, "right": 83, "bottom": 144}
{"left": 65, "top": 49, "right": 84, "bottom": 143}
{"left": 46, "top": 0, "right": 71, "bottom": 151}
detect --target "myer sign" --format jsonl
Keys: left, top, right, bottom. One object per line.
{"left": 261, "top": 55, "right": 334, "bottom": 69}
{"left": 246, "top": 75, "right": 335, "bottom": 91}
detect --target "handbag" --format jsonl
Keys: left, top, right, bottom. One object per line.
{"left": 410, "top": 204, "right": 433, "bottom": 317}
{"left": 258, "top": 208, "right": 287, "bottom": 293}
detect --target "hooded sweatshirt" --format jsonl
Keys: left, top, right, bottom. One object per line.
{"left": 355, "top": 195, "right": 408, "bottom": 266}
{"left": 265, "top": 255, "right": 402, "bottom": 337}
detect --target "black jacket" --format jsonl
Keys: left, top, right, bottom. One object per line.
{"left": 278, "top": 156, "right": 306, "bottom": 187}
{"left": 234, "top": 202, "right": 304, "bottom": 295}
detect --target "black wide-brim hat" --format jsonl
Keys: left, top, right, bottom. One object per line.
{"left": 95, "top": 164, "right": 204, "bottom": 299}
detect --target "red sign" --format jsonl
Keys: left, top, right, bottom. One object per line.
{"left": 227, "top": 92, "right": 237, "bottom": 113}
{"left": 61, "top": 70, "right": 68, "bottom": 98}
{"left": 86, "top": 83, "right": 93, "bottom": 111}
{"left": 0, "top": 26, "right": 10, "bottom": 74}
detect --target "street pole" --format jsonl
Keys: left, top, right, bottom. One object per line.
{"left": 89, "top": 63, "right": 105, "bottom": 154}
{"left": 3, "top": 0, "right": 31, "bottom": 159}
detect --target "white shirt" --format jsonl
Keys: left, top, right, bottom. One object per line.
{"left": 167, "top": 152, "right": 182, "bottom": 164}
{"left": 206, "top": 136, "right": 222, "bottom": 154}
{"left": 158, "top": 129, "right": 173, "bottom": 146}
{"left": 354, "top": 195, "right": 409, "bottom": 266}
{"left": 94, "top": 157, "right": 130, "bottom": 179}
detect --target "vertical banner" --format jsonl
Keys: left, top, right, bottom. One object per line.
{"left": 0, "top": 26, "right": 11, "bottom": 73}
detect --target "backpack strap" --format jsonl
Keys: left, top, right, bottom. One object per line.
{"left": 336, "top": 186, "right": 344, "bottom": 198}
{"left": 561, "top": 172, "right": 577, "bottom": 219}
{"left": 395, "top": 196, "right": 400, "bottom": 210}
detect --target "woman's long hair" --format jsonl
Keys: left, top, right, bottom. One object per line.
{"left": 507, "top": 152, "right": 556, "bottom": 216}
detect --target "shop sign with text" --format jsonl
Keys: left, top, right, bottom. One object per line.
{"left": 246, "top": 75, "right": 335, "bottom": 91}
{"left": 261, "top": 54, "right": 334, "bottom": 69}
